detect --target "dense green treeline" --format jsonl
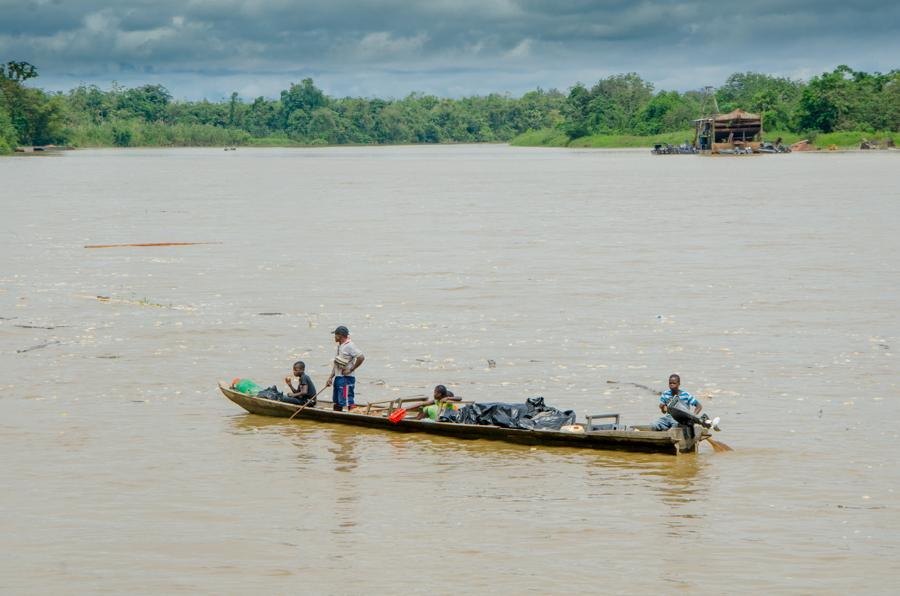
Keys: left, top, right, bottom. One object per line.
{"left": 1, "top": 60, "right": 898, "bottom": 154}
{"left": 3, "top": 67, "right": 565, "bottom": 150}
{"left": 556, "top": 66, "right": 900, "bottom": 141}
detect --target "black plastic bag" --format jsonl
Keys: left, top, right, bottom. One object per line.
{"left": 258, "top": 385, "right": 316, "bottom": 406}
{"left": 439, "top": 396, "right": 575, "bottom": 430}
{"left": 257, "top": 386, "right": 285, "bottom": 401}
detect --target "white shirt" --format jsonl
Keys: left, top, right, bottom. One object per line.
{"left": 333, "top": 339, "right": 363, "bottom": 377}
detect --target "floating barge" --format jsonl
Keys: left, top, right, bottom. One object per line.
{"left": 219, "top": 383, "right": 712, "bottom": 455}
{"left": 694, "top": 109, "right": 764, "bottom": 155}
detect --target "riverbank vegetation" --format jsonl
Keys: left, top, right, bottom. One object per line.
{"left": 1, "top": 61, "right": 898, "bottom": 154}
{"left": 513, "top": 67, "right": 899, "bottom": 148}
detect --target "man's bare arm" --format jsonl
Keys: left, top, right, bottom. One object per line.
{"left": 347, "top": 354, "right": 365, "bottom": 375}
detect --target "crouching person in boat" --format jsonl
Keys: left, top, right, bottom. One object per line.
{"left": 325, "top": 325, "right": 365, "bottom": 412}
{"left": 651, "top": 374, "right": 701, "bottom": 430}
{"left": 409, "top": 385, "right": 462, "bottom": 420}
{"left": 284, "top": 361, "right": 317, "bottom": 405}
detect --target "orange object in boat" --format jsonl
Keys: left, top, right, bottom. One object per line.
{"left": 388, "top": 409, "right": 407, "bottom": 423}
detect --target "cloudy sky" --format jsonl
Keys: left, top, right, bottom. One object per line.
{"left": 2, "top": 0, "right": 898, "bottom": 100}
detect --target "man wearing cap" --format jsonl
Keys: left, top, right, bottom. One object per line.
{"left": 326, "top": 325, "right": 365, "bottom": 411}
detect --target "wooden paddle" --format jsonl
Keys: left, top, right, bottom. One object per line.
{"left": 288, "top": 385, "right": 329, "bottom": 421}
{"left": 705, "top": 436, "right": 733, "bottom": 452}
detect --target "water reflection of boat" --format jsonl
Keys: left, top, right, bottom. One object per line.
{"left": 219, "top": 383, "right": 710, "bottom": 455}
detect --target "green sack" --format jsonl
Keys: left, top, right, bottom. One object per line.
{"left": 234, "top": 378, "right": 263, "bottom": 396}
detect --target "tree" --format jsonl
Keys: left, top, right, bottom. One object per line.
{"left": 373, "top": 103, "right": 413, "bottom": 143}
{"left": 561, "top": 83, "right": 592, "bottom": 138}
{"left": 589, "top": 73, "right": 654, "bottom": 133}
{"left": 243, "top": 96, "right": 281, "bottom": 137}
{"left": 512, "top": 89, "right": 565, "bottom": 132}
{"left": 0, "top": 85, "right": 67, "bottom": 146}
{"left": 280, "top": 78, "right": 327, "bottom": 133}
{"left": 0, "top": 61, "right": 38, "bottom": 82}
{"left": 797, "top": 65, "right": 856, "bottom": 132}
{"left": 0, "top": 90, "right": 18, "bottom": 153}
{"left": 635, "top": 91, "right": 690, "bottom": 134}
{"left": 307, "top": 107, "right": 345, "bottom": 143}
{"left": 713, "top": 72, "right": 802, "bottom": 132}
{"left": 560, "top": 74, "right": 654, "bottom": 138}
{"left": 881, "top": 73, "right": 900, "bottom": 132}
{"left": 228, "top": 92, "right": 240, "bottom": 127}
{"left": 67, "top": 84, "right": 113, "bottom": 125}
{"left": 117, "top": 84, "right": 172, "bottom": 122}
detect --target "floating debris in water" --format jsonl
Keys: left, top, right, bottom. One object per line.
{"left": 14, "top": 324, "right": 69, "bottom": 330}
{"left": 257, "top": 312, "right": 284, "bottom": 316}
{"left": 606, "top": 380, "right": 659, "bottom": 395}
{"left": 80, "top": 295, "right": 196, "bottom": 311}
{"left": 17, "top": 340, "right": 60, "bottom": 353}
{"left": 486, "top": 359, "right": 496, "bottom": 368}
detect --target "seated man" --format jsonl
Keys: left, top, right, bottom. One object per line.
{"left": 651, "top": 373, "right": 701, "bottom": 431}
{"left": 284, "top": 361, "right": 317, "bottom": 405}
{"left": 407, "top": 385, "right": 462, "bottom": 420}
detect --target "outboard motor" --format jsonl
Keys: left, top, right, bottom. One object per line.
{"left": 666, "top": 395, "right": 705, "bottom": 427}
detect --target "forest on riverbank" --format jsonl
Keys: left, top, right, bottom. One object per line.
{"left": 2, "top": 61, "right": 898, "bottom": 154}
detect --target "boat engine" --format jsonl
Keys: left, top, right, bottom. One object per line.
{"left": 666, "top": 395, "right": 705, "bottom": 427}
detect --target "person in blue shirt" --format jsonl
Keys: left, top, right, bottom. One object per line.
{"left": 651, "top": 373, "right": 702, "bottom": 431}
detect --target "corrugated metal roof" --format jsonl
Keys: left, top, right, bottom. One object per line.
{"left": 714, "top": 109, "right": 760, "bottom": 121}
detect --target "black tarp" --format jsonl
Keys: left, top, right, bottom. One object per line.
{"left": 439, "top": 397, "right": 575, "bottom": 430}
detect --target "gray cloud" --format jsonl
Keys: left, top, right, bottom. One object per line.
{"left": 1, "top": 0, "right": 898, "bottom": 100}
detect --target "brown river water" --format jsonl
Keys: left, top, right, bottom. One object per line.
{"left": 1, "top": 146, "right": 898, "bottom": 594}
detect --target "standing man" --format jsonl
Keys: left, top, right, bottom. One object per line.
{"left": 326, "top": 325, "right": 365, "bottom": 411}
{"left": 650, "top": 373, "right": 701, "bottom": 430}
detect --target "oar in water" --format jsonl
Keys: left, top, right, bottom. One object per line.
{"left": 288, "top": 385, "right": 329, "bottom": 421}
{"left": 705, "top": 436, "right": 733, "bottom": 452}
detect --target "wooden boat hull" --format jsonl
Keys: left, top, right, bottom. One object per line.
{"left": 218, "top": 384, "right": 707, "bottom": 455}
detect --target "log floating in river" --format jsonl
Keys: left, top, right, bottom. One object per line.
{"left": 84, "top": 242, "right": 222, "bottom": 249}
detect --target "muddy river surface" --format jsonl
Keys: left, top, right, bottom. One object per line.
{"left": 2, "top": 146, "right": 898, "bottom": 594}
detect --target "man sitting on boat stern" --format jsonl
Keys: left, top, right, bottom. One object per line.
{"left": 284, "top": 361, "right": 317, "bottom": 405}
{"left": 651, "top": 373, "right": 702, "bottom": 430}
{"left": 325, "top": 325, "right": 365, "bottom": 411}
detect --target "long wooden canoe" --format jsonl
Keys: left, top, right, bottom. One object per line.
{"left": 218, "top": 383, "right": 710, "bottom": 455}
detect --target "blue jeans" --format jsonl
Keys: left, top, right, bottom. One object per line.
{"left": 651, "top": 414, "right": 677, "bottom": 431}
{"left": 333, "top": 375, "right": 356, "bottom": 408}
